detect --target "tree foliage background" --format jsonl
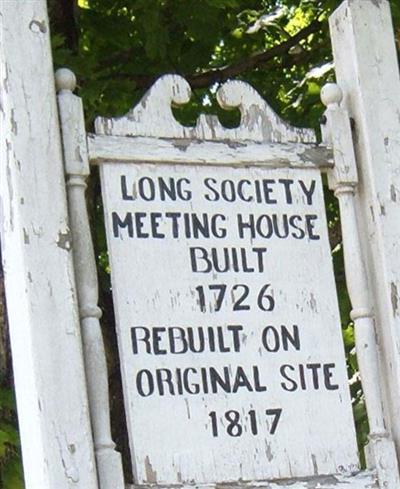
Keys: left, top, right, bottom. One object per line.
{"left": 1, "top": 0, "right": 400, "bottom": 487}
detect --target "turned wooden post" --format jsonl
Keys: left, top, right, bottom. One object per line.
{"left": 321, "top": 83, "right": 400, "bottom": 489}
{"left": 55, "top": 68, "right": 125, "bottom": 489}
{"left": 329, "top": 0, "right": 400, "bottom": 452}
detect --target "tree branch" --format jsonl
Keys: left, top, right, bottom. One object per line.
{"left": 105, "top": 19, "right": 323, "bottom": 91}
{"left": 188, "top": 19, "right": 323, "bottom": 88}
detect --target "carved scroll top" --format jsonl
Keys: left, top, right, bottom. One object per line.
{"left": 94, "top": 74, "right": 315, "bottom": 144}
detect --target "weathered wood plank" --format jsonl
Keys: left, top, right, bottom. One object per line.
{"left": 322, "top": 84, "right": 400, "bottom": 489}
{"left": 94, "top": 71, "right": 359, "bottom": 486}
{"left": 56, "top": 69, "right": 125, "bottom": 489}
{"left": 0, "top": 3, "right": 98, "bottom": 489}
{"left": 126, "top": 470, "right": 378, "bottom": 489}
{"left": 101, "top": 161, "right": 358, "bottom": 484}
{"left": 94, "top": 75, "right": 316, "bottom": 144}
{"left": 88, "top": 135, "right": 333, "bottom": 169}
{"left": 329, "top": 0, "right": 400, "bottom": 457}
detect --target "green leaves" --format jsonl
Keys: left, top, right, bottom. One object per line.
{"left": 2, "top": 458, "right": 24, "bottom": 489}
{"left": 0, "top": 423, "right": 19, "bottom": 458}
{"left": 204, "top": 0, "right": 239, "bottom": 8}
{"left": 0, "top": 387, "right": 24, "bottom": 489}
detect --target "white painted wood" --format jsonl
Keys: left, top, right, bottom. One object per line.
{"left": 329, "top": 0, "right": 400, "bottom": 456}
{"left": 126, "top": 470, "right": 378, "bottom": 489}
{"left": 94, "top": 75, "right": 316, "bottom": 143}
{"left": 0, "top": 4, "right": 98, "bottom": 489}
{"left": 88, "top": 135, "right": 333, "bottom": 169}
{"left": 100, "top": 159, "right": 358, "bottom": 484}
{"left": 322, "top": 84, "right": 400, "bottom": 488}
{"left": 91, "top": 73, "right": 373, "bottom": 487}
{"left": 56, "top": 70, "right": 125, "bottom": 489}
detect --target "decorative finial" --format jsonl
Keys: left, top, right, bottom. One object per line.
{"left": 55, "top": 68, "right": 77, "bottom": 93}
{"left": 321, "top": 83, "right": 343, "bottom": 107}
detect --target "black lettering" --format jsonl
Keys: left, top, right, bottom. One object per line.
{"left": 299, "top": 179, "right": 316, "bottom": 205}
{"left": 262, "top": 326, "right": 280, "bottom": 352}
{"left": 156, "top": 368, "right": 174, "bottom": 395}
{"left": 253, "top": 366, "right": 267, "bottom": 392}
{"left": 211, "top": 214, "right": 227, "bottom": 238}
{"left": 200, "top": 367, "right": 209, "bottom": 394}
{"left": 112, "top": 212, "right": 133, "bottom": 238}
{"left": 237, "top": 180, "right": 253, "bottom": 202}
{"left": 153, "top": 327, "right": 167, "bottom": 355}
{"left": 209, "top": 366, "right": 231, "bottom": 393}
{"left": 212, "top": 248, "right": 230, "bottom": 273}
{"left": 150, "top": 213, "right": 164, "bottom": 238}
{"left": 232, "top": 367, "right": 253, "bottom": 392}
{"left": 187, "top": 327, "right": 205, "bottom": 353}
{"left": 289, "top": 215, "right": 305, "bottom": 239}
{"left": 136, "top": 370, "right": 154, "bottom": 396}
{"left": 254, "top": 180, "right": 262, "bottom": 203}
{"left": 183, "top": 368, "right": 200, "bottom": 394}
{"left": 165, "top": 212, "right": 181, "bottom": 238}
{"left": 190, "top": 247, "right": 212, "bottom": 273}
{"left": 227, "top": 325, "right": 243, "bottom": 352}
{"left": 184, "top": 213, "right": 191, "bottom": 238}
{"left": 241, "top": 248, "right": 255, "bottom": 273}
{"left": 324, "top": 363, "right": 339, "bottom": 390}
{"left": 217, "top": 326, "right": 230, "bottom": 352}
{"left": 305, "top": 215, "right": 320, "bottom": 240}
{"left": 279, "top": 179, "right": 294, "bottom": 204}
{"left": 134, "top": 212, "right": 149, "bottom": 238}
{"left": 237, "top": 214, "right": 255, "bottom": 239}
{"left": 138, "top": 177, "right": 155, "bottom": 201}
{"left": 158, "top": 177, "right": 177, "bottom": 201}
{"left": 221, "top": 180, "right": 236, "bottom": 202}
{"left": 120, "top": 175, "right": 134, "bottom": 200}
{"left": 168, "top": 327, "right": 188, "bottom": 354}
{"left": 253, "top": 247, "right": 267, "bottom": 273}
{"left": 299, "top": 363, "right": 306, "bottom": 389}
{"left": 281, "top": 325, "right": 300, "bottom": 351}
{"left": 263, "top": 179, "right": 277, "bottom": 204}
{"left": 177, "top": 178, "right": 191, "bottom": 201}
{"left": 272, "top": 214, "right": 289, "bottom": 239}
{"left": 204, "top": 178, "right": 219, "bottom": 201}
{"left": 192, "top": 213, "right": 210, "bottom": 239}
{"left": 208, "top": 327, "right": 216, "bottom": 351}
{"left": 256, "top": 215, "right": 273, "bottom": 239}
{"left": 131, "top": 327, "right": 151, "bottom": 354}
{"left": 231, "top": 247, "right": 239, "bottom": 272}
{"left": 176, "top": 368, "right": 184, "bottom": 395}
{"left": 307, "top": 363, "right": 322, "bottom": 389}
{"left": 280, "top": 364, "right": 297, "bottom": 392}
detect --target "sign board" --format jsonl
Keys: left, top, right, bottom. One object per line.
{"left": 100, "top": 160, "right": 359, "bottom": 484}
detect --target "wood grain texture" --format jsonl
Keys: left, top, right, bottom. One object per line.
{"left": 57, "top": 80, "right": 125, "bottom": 489}
{"left": 0, "top": 4, "right": 97, "bottom": 488}
{"left": 94, "top": 75, "right": 316, "bottom": 144}
{"left": 330, "top": 0, "right": 400, "bottom": 458}
{"left": 126, "top": 470, "right": 378, "bottom": 489}
{"left": 92, "top": 73, "right": 363, "bottom": 486}
{"left": 88, "top": 135, "right": 333, "bottom": 169}
{"left": 101, "top": 161, "right": 358, "bottom": 484}
{"left": 322, "top": 86, "right": 400, "bottom": 488}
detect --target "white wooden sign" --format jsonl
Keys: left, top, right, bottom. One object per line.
{"left": 78, "top": 74, "right": 398, "bottom": 488}
{"left": 100, "top": 160, "right": 358, "bottom": 483}
{"left": 49, "top": 69, "right": 400, "bottom": 489}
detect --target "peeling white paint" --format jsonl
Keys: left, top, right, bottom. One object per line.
{"left": 0, "top": 3, "right": 98, "bottom": 489}
{"left": 93, "top": 75, "right": 358, "bottom": 485}
{"left": 330, "top": 0, "right": 400, "bottom": 465}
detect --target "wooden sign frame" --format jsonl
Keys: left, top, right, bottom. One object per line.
{"left": 56, "top": 71, "right": 399, "bottom": 489}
